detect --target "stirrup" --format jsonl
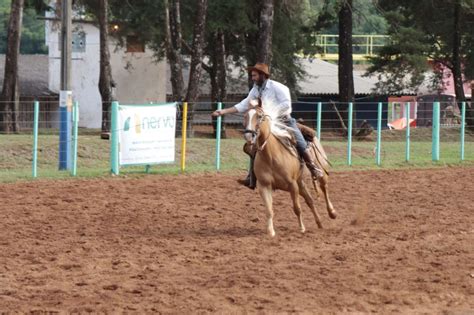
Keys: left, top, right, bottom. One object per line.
{"left": 309, "top": 167, "right": 324, "bottom": 180}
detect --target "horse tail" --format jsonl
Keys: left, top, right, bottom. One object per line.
{"left": 309, "top": 140, "right": 330, "bottom": 175}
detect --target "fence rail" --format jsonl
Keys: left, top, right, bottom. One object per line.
{"left": 309, "top": 34, "right": 389, "bottom": 60}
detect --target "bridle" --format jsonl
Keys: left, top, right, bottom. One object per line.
{"left": 244, "top": 108, "right": 272, "bottom": 152}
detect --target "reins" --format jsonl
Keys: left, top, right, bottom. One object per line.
{"left": 255, "top": 113, "right": 272, "bottom": 152}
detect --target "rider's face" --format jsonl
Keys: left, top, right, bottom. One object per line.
{"left": 251, "top": 71, "right": 265, "bottom": 86}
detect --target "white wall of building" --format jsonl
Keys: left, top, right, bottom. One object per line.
{"left": 46, "top": 20, "right": 166, "bottom": 128}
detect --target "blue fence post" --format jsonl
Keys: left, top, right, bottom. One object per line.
{"left": 317, "top": 102, "right": 322, "bottom": 140}
{"left": 216, "top": 102, "right": 222, "bottom": 170}
{"left": 32, "top": 101, "right": 39, "bottom": 178}
{"left": 71, "top": 101, "right": 79, "bottom": 176}
{"left": 59, "top": 91, "right": 72, "bottom": 170}
{"left": 405, "top": 102, "right": 411, "bottom": 162}
{"left": 376, "top": 102, "right": 382, "bottom": 166}
{"left": 347, "top": 102, "right": 353, "bottom": 166}
{"left": 460, "top": 101, "right": 466, "bottom": 161}
{"left": 110, "top": 101, "right": 120, "bottom": 175}
{"left": 432, "top": 102, "right": 440, "bottom": 161}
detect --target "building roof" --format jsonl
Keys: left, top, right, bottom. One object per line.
{"left": 0, "top": 54, "right": 56, "bottom": 97}
{"left": 167, "top": 58, "right": 392, "bottom": 97}
{"left": 168, "top": 58, "right": 472, "bottom": 98}
{"left": 299, "top": 58, "right": 379, "bottom": 95}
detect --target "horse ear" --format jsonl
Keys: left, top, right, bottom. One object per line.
{"left": 257, "top": 97, "right": 262, "bottom": 108}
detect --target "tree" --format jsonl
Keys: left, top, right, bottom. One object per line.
{"left": 367, "top": 0, "right": 474, "bottom": 129}
{"left": 97, "top": 0, "right": 115, "bottom": 136}
{"left": 256, "top": 0, "right": 274, "bottom": 64}
{"left": 0, "top": 0, "right": 48, "bottom": 54}
{"left": 165, "top": 0, "right": 185, "bottom": 101}
{"left": 0, "top": 0, "right": 24, "bottom": 133}
{"left": 50, "top": 0, "right": 115, "bottom": 136}
{"left": 337, "top": 0, "right": 355, "bottom": 135}
{"left": 184, "top": 0, "right": 208, "bottom": 103}
{"left": 338, "top": 0, "right": 354, "bottom": 104}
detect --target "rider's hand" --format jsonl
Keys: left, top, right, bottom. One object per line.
{"left": 212, "top": 109, "right": 224, "bottom": 117}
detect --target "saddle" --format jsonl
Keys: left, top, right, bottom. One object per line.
{"left": 297, "top": 122, "right": 315, "bottom": 142}
{"left": 243, "top": 123, "right": 315, "bottom": 158}
{"left": 243, "top": 123, "right": 330, "bottom": 175}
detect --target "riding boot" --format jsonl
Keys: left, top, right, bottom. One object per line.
{"left": 238, "top": 157, "right": 257, "bottom": 190}
{"left": 301, "top": 148, "right": 324, "bottom": 180}
{"left": 248, "top": 157, "right": 257, "bottom": 189}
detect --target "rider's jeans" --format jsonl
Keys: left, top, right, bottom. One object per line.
{"left": 282, "top": 116, "right": 307, "bottom": 156}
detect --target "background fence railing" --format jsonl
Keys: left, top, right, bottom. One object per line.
{"left": 0, "top": 100, "right": 473, "bottom": 181}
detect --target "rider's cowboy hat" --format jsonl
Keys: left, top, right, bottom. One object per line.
{"left": 247, "top": 63, "right": 270, "bottom": 77}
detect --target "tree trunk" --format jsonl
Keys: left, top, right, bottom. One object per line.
{"left": 211, "top": 30, "right": 227, "bottom": 138}
{"left": 256, "top": 0, "right": 274, "bottom": 65}
{"left": 165, "top": 0, "right": 185, "bottom": 101}
{"left": 184, "top": 0, "right": 208, "bottom": 103}
{"left": 216, "top": 31, "right": 227, "bottom": 103}
{"left": 452, "top": 0, "right": 465, "bottom": 102}
{"left": 98, "top": 0, "right": 114, "bottom": 137}
{"left": 338, "top": 0, "right": 354, "bottom": 128}
{"left": 0, "top": 0, "right": 24, "bottom": 133}
{"left": 452, "top": 0, "right": 473, "bottom": 129}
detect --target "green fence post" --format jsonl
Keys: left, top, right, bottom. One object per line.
{"left": 32, "top": 101, "right": 39, "bottom": 178}
{"left": 347, "top": 102, "right": 353, "bottom": 166}
{"left": 317, "top": 102, "right": 322, "bottom": 140}
{"left": 71, "top": 101, "right": 79, "bottom": 176}
{"left": 376, "top": 102, "right": 382, "bottom": 166}
{"left": 460, "top": 101, "right": 466, "bottom": 161}
{"left": 216, "top": 102, "right": 222, "bottom": 170}
{"left": 110, "top": 101, "right": 120, "bottom": 175}
{"left": 432, "top": 101, "right": 440, "bottom": 161}
{"left": 405, "top": 102, "right": 411, "bottom": 162}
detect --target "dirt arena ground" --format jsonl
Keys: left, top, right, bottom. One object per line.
{"left": 0, "top": 167, "right": 473, "bottom": 314}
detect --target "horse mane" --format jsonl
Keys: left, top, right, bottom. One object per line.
{"left": 261, "top": 101, "right": 292, "bottom": 140}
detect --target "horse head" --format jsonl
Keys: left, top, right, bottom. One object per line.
{"left": 243, "top": 106, "right": 266, "bottom": 144}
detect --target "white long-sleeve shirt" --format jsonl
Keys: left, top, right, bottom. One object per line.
{"left": 234, "top": 79, "right": 292, "bottom": 116}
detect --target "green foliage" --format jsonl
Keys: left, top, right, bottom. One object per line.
{"left": 367, "top": 0, "right": 474, "bottom": 93}
{"left": 271, "top": 1, "right": 310, "bottom": 92}
{"left": 0, "top": 0, "right": 48, "bottom": 54}
{"left": 108, "top": 0, "right": 166, "bottom": 57}
{"left": 366, "top": 25, "right": 431, "bottom": 94}
{"left": 307, "top": 0, "right": 388, "bottom": 35}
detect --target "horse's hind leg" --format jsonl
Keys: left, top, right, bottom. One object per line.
{"left": 298, "top": 179, "right": 323, "bottom": 228}
{"left": 319, "top": 176, "right": 336, "bottom": 219}
{"left": 258, "top": 185, "right": 276, "bottom": 237}
{"left": 289, "top": 182, "right": 305, "bottom": 233}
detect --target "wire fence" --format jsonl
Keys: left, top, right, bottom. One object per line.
{"left": 0, "top": 100, "right": 473, "bottom": 181}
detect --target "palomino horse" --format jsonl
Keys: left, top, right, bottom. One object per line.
{"left": 244, "top": 103, "right": 336, "bottom": 237}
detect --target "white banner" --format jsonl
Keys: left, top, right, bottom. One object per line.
{"left": 118, "top": 104, "right": 176, "bottom": 165}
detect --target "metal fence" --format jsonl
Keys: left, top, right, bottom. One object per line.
{"left": 0, "top": 100, "right": 473, "bottom": 180}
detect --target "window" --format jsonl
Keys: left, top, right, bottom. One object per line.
{"left": 126, "top": 36, "right": 145, "bottom": 53}
{"left": 57, "top": 32, "right": 86, "bottom": 53}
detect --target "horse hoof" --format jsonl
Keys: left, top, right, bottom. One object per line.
{"left": 329, "top": 211, "right": 337, "bottom": 219}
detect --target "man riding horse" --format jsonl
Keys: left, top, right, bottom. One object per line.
{"left": 212, "top": 63, "right": 324, "bottom": 189}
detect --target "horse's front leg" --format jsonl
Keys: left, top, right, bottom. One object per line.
{"left": 258, "top": 184, "right": 275, "bottom": 237}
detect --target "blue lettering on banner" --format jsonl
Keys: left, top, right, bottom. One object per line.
{"left": 141, "top": 116, "right": 176, "bottom": 131}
